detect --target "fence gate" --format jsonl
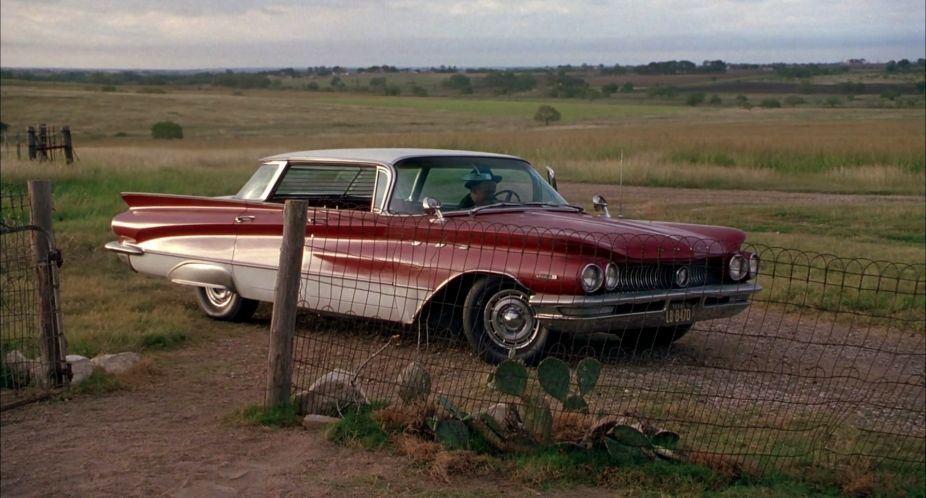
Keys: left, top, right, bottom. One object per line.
{"left": 1, "top": 182, "right": 68, "bottom": 410}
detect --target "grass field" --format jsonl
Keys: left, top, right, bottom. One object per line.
{"left": 1, "top": 81, "right": 923, "bottom": 353}
{"left": 1, "top": 80, "right": 924, "bottom": 494}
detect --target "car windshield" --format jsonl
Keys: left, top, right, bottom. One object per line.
{"left": 388, "top": 156, "right": 568, "bottom": 214}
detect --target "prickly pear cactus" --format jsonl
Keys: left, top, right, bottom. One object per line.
{"left": 518, "top": 394, "right": 553, "bottom": 444}
{"left": 491, "top": 360, "right": 528, "bottom": 396}
{"left": 435, "top": 419, "right": 470, "bottom": 450}
{"left": 575, "top": 358, "right": 602, "bottom": 396}
{"left": 537, "top": 357, "right": 570, "bottom": 402}
{"left": 397, "top": 361, "right": 431, "bottom": 403}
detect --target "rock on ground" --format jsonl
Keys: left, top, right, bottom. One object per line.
{"left": 90, "top": 352, "right": 141, "bottom": 375}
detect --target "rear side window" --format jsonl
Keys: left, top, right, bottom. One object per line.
{"left": 271, "top": 164, "right": 376, "bottom": 211}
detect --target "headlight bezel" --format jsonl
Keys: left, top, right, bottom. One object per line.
{"left": 604, "top": 262, "right": 620, "bottom": 291}
{"left": 728, "top": 253, "right": 748, "bottom": 281}
{"left": 580, "top": 263, "right": 604, "bottom": 293}
{"left": 748, "top": 253, "right": 759, "bottom": 279}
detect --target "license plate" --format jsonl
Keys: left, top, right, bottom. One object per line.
{"left": 665, "top": 303, "right": 693, "bottom": 325}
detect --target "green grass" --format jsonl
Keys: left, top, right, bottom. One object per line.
{"left": 313, "top": 95, "right": 687, "bottom": 121}
{"left": 239, "top": 402, "right": 303, "bottom": 427}
{"left": 326, "top": 404, "right": 391, "bottom": 449}
{"left": 71, "top": 368, "right": 123, "bottom": 395}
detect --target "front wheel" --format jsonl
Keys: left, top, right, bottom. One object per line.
{"left": 195, "top": 287, "right": 258, "bottom": 322}
{"left": 463, "top": 277, "right": 549, "bottom": 364}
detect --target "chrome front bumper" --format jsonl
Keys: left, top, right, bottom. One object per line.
{"left": 530, "top": 283, "right": 761, "bottom": 334}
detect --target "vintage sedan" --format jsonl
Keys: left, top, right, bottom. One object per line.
{"left": 106, "top": 149, "right": 760, "bottom": 363}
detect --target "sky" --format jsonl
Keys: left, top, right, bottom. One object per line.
{"left": 1, "top": 0, "right": 924, "bottom": 69}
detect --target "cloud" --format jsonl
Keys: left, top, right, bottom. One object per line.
{"left": 1, "top": 0, "right": 923, "bottom": 68}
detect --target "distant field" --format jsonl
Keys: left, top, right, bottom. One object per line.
{"left": 0, "top": 78, "right": 923, "bottom": 357}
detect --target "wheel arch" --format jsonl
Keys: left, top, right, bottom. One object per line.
{"left": 413, "top": 271, "right": 528, "bottom": 324}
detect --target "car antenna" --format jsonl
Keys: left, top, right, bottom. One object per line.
{"left": 617, "top": 150, "right": 624, "bottom": 219}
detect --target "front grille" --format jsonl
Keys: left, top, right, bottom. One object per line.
{"left": 613, "top": 264, "right": 714, "bottom": 292}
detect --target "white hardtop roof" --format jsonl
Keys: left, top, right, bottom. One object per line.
{"left": 260, "top": 148, "right": 521, "bottom": 166}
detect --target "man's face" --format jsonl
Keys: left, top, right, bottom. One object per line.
{"left": 471, "top": 181, "right": 497, "bottom": 205}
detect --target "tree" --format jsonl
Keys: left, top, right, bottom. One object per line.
{"left": 685, "top": 92, "right": 706, "bottom": 106}
{"left": 442, "top": 73, "right": 472, "bottom": 94}
{"left": 151, "top": 121, "right": 183, "bottom": 139}
{"left": 760, "top": 98, "right": 781, "bottom": 108}
{"left": 534, "top": 105, "right": 561, "bottom": 125}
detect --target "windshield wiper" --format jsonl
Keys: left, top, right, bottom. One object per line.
{"left": 521, "top": 202, "right": 584, "bottom": 211}
{"left": 468, "top": 202, "right": 522, "bottom": 215}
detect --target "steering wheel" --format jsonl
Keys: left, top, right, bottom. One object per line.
{"left": 493, "top": 189, "right": 522, "bottom": 203}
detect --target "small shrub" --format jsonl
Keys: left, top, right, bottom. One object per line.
{"left": 534, "top": 105, "right": 561, "bottom": 126}
{"left": 113, "top": 132, "right": 128, "bottom": 137}
{"left": 760, "top": 98, "right": 782, "bottom": 108}
{"left": 823, "top": 97, "right": 842, "bottom": 108}
{"left": 150, "top": 121, "right": 183, "bottom": 139}
{"left": 685, "top": 93, "right": 706, "bottom": 106}
{"left": 410, "top": 85, "right": 428, "bottom": 97}
{"left": 735, "top": 94, "right": 750, "bottom": 107}
{"left": 620, "top": 81, "right": 634, "bottom": 93}
{"left": 880, "top": 89, "right": 901, "bottom": 101}
{"left": 305, "top": 81, "right": 319, "bottom": 91}
{"left": 784, "top": 95, "right": 806, "bottom": 106}
{"left": 708, "top": 94, "right": 722, "bottom": 105}
{"left": 100, "top": 85, "right": 117, "bottom": 92}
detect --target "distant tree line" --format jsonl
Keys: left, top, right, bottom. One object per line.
{"left": 600, "top": 60, "right": 728, "bottom": 75}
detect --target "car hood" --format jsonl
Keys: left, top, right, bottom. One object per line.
{"left": 444, "top": 209, "right": 746, "bottom": 261}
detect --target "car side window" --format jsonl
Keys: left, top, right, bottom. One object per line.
{"left": 372, "top": 169, "right": 389, "bottom": 213}
{"left": 271, "top": 164, "right": 376, "bottom": 211}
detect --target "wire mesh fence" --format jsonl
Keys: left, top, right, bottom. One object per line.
{"left": 0, "top": 185, "right": 67, "bottom": 409}
{"left": 284, "top": 212, "right": 924, "bottom": 478}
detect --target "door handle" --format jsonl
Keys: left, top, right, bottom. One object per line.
{"left": 235, "top": 215, "right": 255, "bottom": 223}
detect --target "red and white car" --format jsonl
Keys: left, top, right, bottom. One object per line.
{"left": 106, "top": 149, "right": 760, "bottom": 363}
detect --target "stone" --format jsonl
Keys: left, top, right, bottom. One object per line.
{"left": 302, "top": 414, "right": 341, "bottom": 430}
{"left": 484, "top": 402, "right": 520, "bottom": 431}
{"left": 66, "top": 355, "right": 93, "bottom": 385}
{"left": 294, "top": 369, "right": 368, "bottom": 416}
{"left": 90, "top": 352, "right": 141, "bottom": 375}
{"left": 3, "top": 350, "right": 48, "bottom": 388}
{"left": 397, "top": 361, "right": 431, "bottom": 403}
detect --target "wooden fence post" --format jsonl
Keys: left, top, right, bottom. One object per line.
{"left": 27, "top": 126, "right": 36, "bottom": 160}
{"left": 28, "top": 180, "right": 68, "bottom": 386}
{"left": 265, "top": 200, "right": 308, "bottom": 406}
{"left": 38, "top": 124, "right": 48, "bottom": 160}
{"left": 62, "top": 126, "right": 74, "bottom": 164}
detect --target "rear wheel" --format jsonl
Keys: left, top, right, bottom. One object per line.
{"left": 463, "top": 277, "right": 549, "bottom": 364}
{"left": 195, "top": 287, "right": 258, "bottom": 322}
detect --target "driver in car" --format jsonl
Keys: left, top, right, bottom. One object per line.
{"left": 459, "top": 167, "right": 502, "bottom": 208}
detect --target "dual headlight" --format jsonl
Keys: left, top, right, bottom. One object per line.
{"left": 581, "top": 263, "right": 620, "bottom": 293}
{"left": 729, "top": 253, "right": 759, "bottom": 281}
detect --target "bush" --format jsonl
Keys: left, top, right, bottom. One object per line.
{"left": 708, "top": 94, "right": 722, "bottom": 105}
{"left": 822, "top": 97, "right": 842, "bottom": 108}
{"left": 534, "top": 105, "right": 561, "bottom": 125}
{"left": 151, "top": 121, "right": 183, "bottom": 139}
{"left": 760, "top": 98, "right": 781, "bottom": 108}
{"left": 685, "top": 93, "right": 706, "bottom": 106}
{"left": 735, "top": 95, "right": 750, "bottom": 107}
{"left": 784, "top": 95, "right": 806, "bottom": 107}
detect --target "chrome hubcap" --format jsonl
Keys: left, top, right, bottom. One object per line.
{"left": 484, "top": 289, "right": 539, "bottom": 350}
{"left": 204, "top": 287, "right": 233, "bottom": 308}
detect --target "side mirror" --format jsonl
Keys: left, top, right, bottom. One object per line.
{"left": 592, "top": 195, "right": 611, "bottom": 218}
{"left": 545, "top": 166, "right": 558, "bottom": 191}
{"left": 422, "top": 197, "right": 445, "bottom": 222}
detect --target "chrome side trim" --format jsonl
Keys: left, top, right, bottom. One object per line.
{"left": 530, "top": 283, "right": 761, "bottom": 334}
{"left": 104, "top": 240, "right": 144, "bottom": 255}
{"left": 530, "top": 283, "right": 761, "bottom": 307}
{"left": 167, "top": 262, "right": 236, "bottom": 291}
